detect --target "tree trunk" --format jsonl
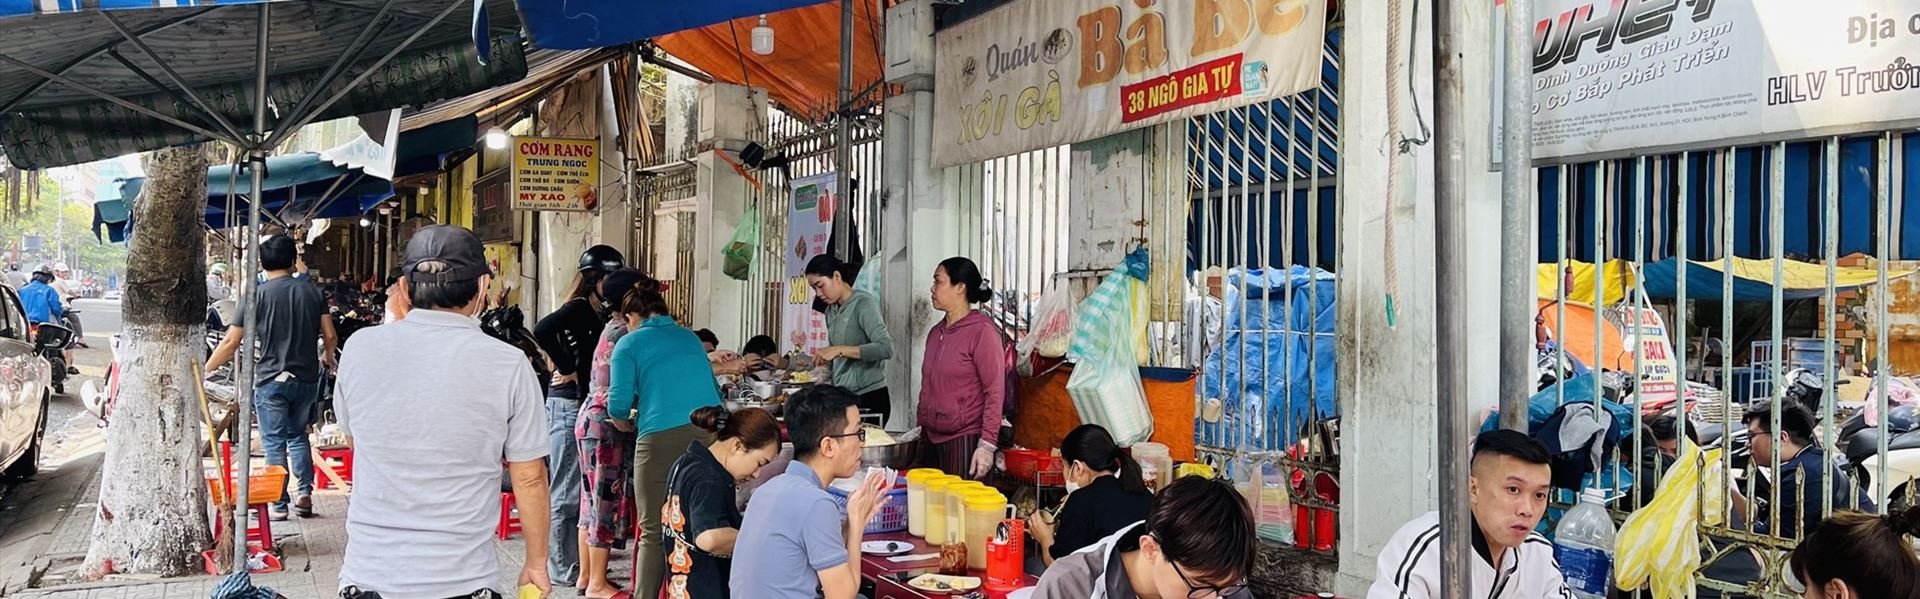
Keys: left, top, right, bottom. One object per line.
{"left": 83, "top": 145, "right": 213, "bottom": 578}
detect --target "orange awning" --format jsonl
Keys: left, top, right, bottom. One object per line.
{"left": 656, "top": 2, "right": 886, "bottom": 120}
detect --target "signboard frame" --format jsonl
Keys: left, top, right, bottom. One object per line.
{"left": 508, "top": 135, "right": 600, "bottom": 212}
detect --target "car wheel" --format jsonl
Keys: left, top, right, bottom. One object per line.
{"left": 2, "top": 393, "right": 48, "bottom": 479}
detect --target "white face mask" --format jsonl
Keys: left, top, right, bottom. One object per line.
{"left": 1063, "top": 463, "right": 1083, "bottom": 494}
{"left": 1064, "top": 478, "right": 1081, "bottom": 494}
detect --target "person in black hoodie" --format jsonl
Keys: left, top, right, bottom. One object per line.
{"left": 532, "top": 244, "right": 624, "bottom": 588}
{"left": 1028, "top": 425, "right": 1154, "bottom": 569}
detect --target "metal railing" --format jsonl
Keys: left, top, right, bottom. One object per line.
{"left": 1530, "top": 131, "right": 1916, "bottom": 597}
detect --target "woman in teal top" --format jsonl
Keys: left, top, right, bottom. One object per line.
{"left": 605, "top": 287, "right": 719, "bottom": 599}
{"left": 804, "top": 254, "right": 894, "bottom": 426}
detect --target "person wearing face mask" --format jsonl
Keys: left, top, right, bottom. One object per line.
{"left": 533, "top": 244, "right": 626, "bottom": 587}
{"left": 1031, "top": 476, "right": 1256, "bottom": 599}
{"left": 661, "top": 406, "right": 783, "bottom": 599}
{"left": 1787, "top": 506, "right": 1920, "bottom": 599}
{"left": 1028, "top": 425, "right": 1153, "bottom": 570}
{"left": 332, "top": 225, "right": 553, "bottom": 599}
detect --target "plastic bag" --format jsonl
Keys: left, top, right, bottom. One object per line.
{"left": 1065, "top": 249, "right": 1154, "bottom": 446}
{"left": 1614, "top": 444, "right": 1726, "bottom": 599}
{"left": 1019, "top": 287, "right": 1075, "bottom": 360}
{"left": 721, "top": 204, "right": 760, "bottom": 281}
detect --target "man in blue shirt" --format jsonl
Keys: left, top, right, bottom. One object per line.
{"left": 730, "top": 385, "right": 893, "bottom": 599}
{"left": 17, "top": 270, "right": 76, "bottom": 375}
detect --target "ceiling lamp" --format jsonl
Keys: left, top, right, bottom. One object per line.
{"left": 358, "top": 218, "right": 372, "bottom": 227}
{"left": 484, "top": 126, "right": 509, "bottom": 150}
{"left": 751, "top": 15, "right": 774, "bottom": 56}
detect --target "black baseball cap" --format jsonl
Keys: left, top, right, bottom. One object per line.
{"left": 401, "top": 225, "right": 490, "bottom": 283}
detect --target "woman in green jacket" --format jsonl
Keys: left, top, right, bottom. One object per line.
{"left": 804, "top": 255, "right": 894, "bottom": 426}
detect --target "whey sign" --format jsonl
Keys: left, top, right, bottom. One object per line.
{"left": 932, "top": 0, "right": 1326, "bottom": 168}
{"left": 1495, "top": 0, "right": 1920, "bottom": 162}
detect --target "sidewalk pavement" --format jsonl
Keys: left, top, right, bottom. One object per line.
{"left": 4, "top": 462, "right": 631, "bottom": 599}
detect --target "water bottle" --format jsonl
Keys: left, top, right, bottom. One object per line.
{"left": 1554, "top": 488, "right": 1618, "bottom": 599}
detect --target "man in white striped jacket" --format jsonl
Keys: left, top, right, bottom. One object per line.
{"left": 1367, "top": 430, "right": 1574, "bottom": 599}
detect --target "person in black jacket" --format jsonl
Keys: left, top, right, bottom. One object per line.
{"left": 1027, "top": 425, "right": 1154, "bottom": 569}
{"left": 532, "top": 244, "right": 624, "bottom": 588}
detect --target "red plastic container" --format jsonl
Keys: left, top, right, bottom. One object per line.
{"left": 1004, "top": 449, "right": 1062, "bottom": 483}
{"left": 986, "top": 513, "right": 1027, "bottom": 591}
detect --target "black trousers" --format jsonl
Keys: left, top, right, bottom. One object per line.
{"left": 859, "top": 387, "right": 891, "bottom": 428}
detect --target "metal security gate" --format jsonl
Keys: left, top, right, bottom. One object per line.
{"left": 1531, "top": 131, "right": 1916, "bottom": 597}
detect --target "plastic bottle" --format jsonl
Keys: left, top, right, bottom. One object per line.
{"left": 1554, "top": 488, "right": 1618, "bottom": 599}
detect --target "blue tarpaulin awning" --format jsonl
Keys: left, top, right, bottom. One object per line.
{"left": 514, "top": 0, "right": 830, "bottom": 50}
{"left": 95, "top": 152, "right": 393, "bottom": 239}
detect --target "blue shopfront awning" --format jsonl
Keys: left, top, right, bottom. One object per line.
{"left": 514, "top": 0, "right": 829, "bottom": 49}
{"left": 94, "top": 152, "right": 393, "bottom": 240}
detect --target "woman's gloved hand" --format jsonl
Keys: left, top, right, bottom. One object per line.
{"left": 969, "top": 442, "right": 995, "bottom": 479}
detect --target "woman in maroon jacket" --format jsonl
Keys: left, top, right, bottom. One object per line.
{"left": 918, "top": 257, "right": 1007, "bottom": 479}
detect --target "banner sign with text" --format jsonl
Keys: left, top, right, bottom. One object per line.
{"left": 783, "top": 172, "right": 835, "bottom": 354}
{"left": 510, "top": 136, "right": 600, "bottom": 211}
{"left": 1494, "top": 0, "right": 1920, "bottom": 162}
{"left": 932, "top": 0, "right": 1326, "bottom": 168}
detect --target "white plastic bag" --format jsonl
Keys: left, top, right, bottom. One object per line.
{"left": 1019, "top": 287, "right": 1075, "bottom": 360}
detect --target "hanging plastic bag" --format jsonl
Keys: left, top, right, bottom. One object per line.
{"left": 721, "top": 204, "right": 760, "bottom": 281}
{"left": 1019, "top": 287, "right": 1076, "bottom": 360}
{"left": 1614, "top": 444, "right": 1727, "bottom": 599}
{"left": 1065, "top": 248, "right": 1154, "bottom": 446}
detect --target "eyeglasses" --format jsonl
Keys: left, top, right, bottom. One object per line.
{"left": 1153, "top": 534, "right": 1247, "bottom": 599}
{"left": 824, "top": 428, "right": 867, "bottom": 443}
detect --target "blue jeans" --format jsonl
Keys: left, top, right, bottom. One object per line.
{"left": 546, "top": 397, "right": 583, "bottom": 583}
{"left": 254, "top": 379, "right": 318, "bottom": 511}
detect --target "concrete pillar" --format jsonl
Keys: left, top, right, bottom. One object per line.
{"left": 1333, "top": 0, "right": 1502, "bottom": 594}
{"left": 882, "top": 0, "right": 973, "bottom": 427}
{"left": 690, "top": 82, "right": 767, "bottom": 347}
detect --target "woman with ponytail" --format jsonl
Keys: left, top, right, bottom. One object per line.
{"left": 1027, "top": 424, "right": 1154, "bottom": 568}
{"left": 918, "top": 257, "right": 1008, "bottom": 480}
{"left": 572, "top": 269, "right": 652, "bottom": 598}
{"left": 662, "top": 406, "right": 782, "bottom": 599}
{"left": 1788, "top": 505, "right": 1920, "bottom": 599}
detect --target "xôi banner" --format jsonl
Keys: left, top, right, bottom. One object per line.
{"left": 1493, "top": 0, "right": 1920, "bottom": 162}
{"left": 782, "top": 172, "right": 836, "bottom": 354}
{"left": 931, "top": 0, "right": 1327, "bottom": 168}
{"left": 510, "top": 136, "right": 600, "bottom": 211}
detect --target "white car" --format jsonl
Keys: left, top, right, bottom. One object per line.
{"left": 102, "top": 290, "right": 122, "bottom": 301}
{"left": 0, "top": 286, "right": 52, "bottom": 478}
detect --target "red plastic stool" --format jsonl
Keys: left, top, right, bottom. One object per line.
{"left": 212, "top": 504, "right": 276, "bottom": 552}
{"left": 314, "top": 447, "right": 354, "bottom": 490}
{"left": 497, "top": 492, "right": 522, "bottom": 540}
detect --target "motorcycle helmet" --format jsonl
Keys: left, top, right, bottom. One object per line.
{"left": 578, "top": 245, "right": 625, "bottom": 273}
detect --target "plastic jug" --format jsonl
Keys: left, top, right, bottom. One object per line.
{"left": 1554, "top": 488, "right": 1618, "bottom": 599}
{"left": 906, "top": 468, "right": 943, "bottom": 537}
{"left": 964, "top": 490, "right": 1007, "bottom": 570}
{"left": 925, "top": 476, "right": 960, "bottom": 542}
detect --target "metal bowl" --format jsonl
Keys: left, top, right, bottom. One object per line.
{"left": 861, "top": 437, "right": 920, "bottom": 470}
{"left": 722, "top": 396, "right": 783, "bottom": 416}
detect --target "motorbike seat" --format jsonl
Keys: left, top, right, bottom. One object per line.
{"left": 1890, "top": 430, "right": 1920, "bottom": 452}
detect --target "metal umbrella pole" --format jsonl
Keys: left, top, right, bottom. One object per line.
{"left": 832, "top": 0, "right": 854, "bottom": 259}
{"left": 1432, "top": 0, "right": 1473, "bottom": 596}
{"left": 231, "top": 1, "right": 271, "bottom": 571}
{"left": 1496, "top": 0, "right": 1533, "bottom": 430}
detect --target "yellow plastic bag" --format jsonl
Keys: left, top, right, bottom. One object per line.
{"left": 1615, "top": 445, "right": 1726, "bottom": 599}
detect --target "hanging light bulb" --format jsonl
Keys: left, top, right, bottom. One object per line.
{"left": 484, "top": 126, "right": 509, "bottom": 150}
{"left": 359, "top": 218, "right": 372, "bottom": 227}
{"left": 751, "top": 15, "right": 774, "bottom": 55}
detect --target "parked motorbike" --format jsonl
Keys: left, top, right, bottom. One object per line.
{"left": 480, "top": 304, "right": 552, "bottom": 388}
{"left": 29, "top": 323, "right": 74, "bottom": 395}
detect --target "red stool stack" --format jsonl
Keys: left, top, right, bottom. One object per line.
{"left": 314, "top": 447, "right": 354, "bottom": 490}
{"left": 496, "top": 492, "right": 522, "bottom": 540}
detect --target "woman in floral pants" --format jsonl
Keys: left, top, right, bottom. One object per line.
{"left": 573, "top": 269, "right": 651, "bottom": 599}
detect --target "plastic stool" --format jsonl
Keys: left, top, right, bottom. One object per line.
{"left": 314, "top": 447, "right": 354, "bottom": 490}
{"left": 214, "top": 504, "right": 275, "bottom": 552}
{"left": 497, "top": 492, "right": 521, "bottom": 540}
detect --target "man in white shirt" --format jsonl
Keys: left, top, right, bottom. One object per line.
{"left": 333, "top": 225, "right": 552, "bottom": 599}
{"left": 1367, "top": 430, "right": 1572, "bottom": 599}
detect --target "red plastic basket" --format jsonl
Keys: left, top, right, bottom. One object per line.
{"left": 1004, "top": 449, "right": 1063, "bottom": 483}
